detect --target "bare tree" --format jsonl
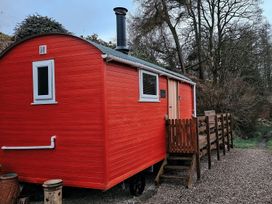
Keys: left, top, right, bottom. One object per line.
{"left": 130, "top": 0, "right": 187, "bottom": 73}
{"left": 199, "top": 0, "right": 262, "bottom": 83}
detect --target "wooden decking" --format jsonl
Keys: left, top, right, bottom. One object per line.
{"left": 156, "top": 112, "right": 233, "bottom": 187}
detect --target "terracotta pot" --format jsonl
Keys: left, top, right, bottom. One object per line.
{"left": 0, "top": 173, "right": 20, "bottom": 204}
{"left": 0, "top": 164, "right": 4, "bottom": 175}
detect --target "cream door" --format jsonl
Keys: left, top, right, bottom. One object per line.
{"left": 168, "top": 79, "right": 179, "bottom": 119}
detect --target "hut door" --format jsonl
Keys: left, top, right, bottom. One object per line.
{"left": 168, "top": 79, "right": 179, "bottom": 119}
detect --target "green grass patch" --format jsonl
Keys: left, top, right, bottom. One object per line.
{"left": 255, "top": 125, "right": 272, "bottom": 136}
{"left": 267, "top": 138, "right": 272, "bottom": 150}
{"left": 234, "top": 119, "right": 272, "bottom": 149}
{"left": 233, "top": 136, "right": 259, "bottom": 149}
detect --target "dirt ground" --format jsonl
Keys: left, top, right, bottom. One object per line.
{"left": 27, "top": 148, "right": 272, "bottom": 204}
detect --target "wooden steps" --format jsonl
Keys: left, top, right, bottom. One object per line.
{"left": 157, "top": 112, "right": 233, "bottom": 189}
{"left": 160, "top": 175, "right": 186, "bottom": 180}
{"left": 164, "top": 165, "right": 189, "bottom": 170}
{"left": 155, "top": 153, "right": 196, "bottom": 188}
{"left": 168, "top": 156, "right": 192, "bottom": 161}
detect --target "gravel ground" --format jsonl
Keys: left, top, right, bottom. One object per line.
{"left": 29, "top": 149, "right": 272, "bottom": 204}
{"left": 143, "top": 149, "right": 272, "bottom": 204}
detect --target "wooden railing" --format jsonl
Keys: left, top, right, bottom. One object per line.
{"left": 166, "top": 118, "right": 197, "bottom": 154}
{"left": 197, "top": 113, "right": 233, "bottom": 169}
{"left": 166, "top": 112, "right": 233, "bottom": 181}
{"left": 166, "top": 113, "right": 233, "bottom": 156}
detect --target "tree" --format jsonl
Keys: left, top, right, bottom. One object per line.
{"left": 0, "top": 32, "right": 13, "bottom": 52}
{"left": 14, "top": 14, "right": 69, "bottom": 41}
{"left": 129, "top": 0, "right": 272, "bottom": 133}
{"left": 83, "top": 34, "right": 115, "bottom": 49}
{"left": 199, "top": 0, "right": 262, "bottom": 83}
{"left": 130, "top": 0, "right": 187, "bottom": 73}
{"left": 185, "top": 0, "right": 204, "bottom": 79}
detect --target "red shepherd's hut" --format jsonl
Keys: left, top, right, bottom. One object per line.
{"left": 0, "top": 8, "right": 196, "bottom": 193}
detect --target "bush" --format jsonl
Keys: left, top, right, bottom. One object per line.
{"left": 196, "top": 74, "right": 264, "bottom": 137}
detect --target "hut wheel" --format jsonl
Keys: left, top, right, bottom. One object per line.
{"left": 129, "top": 173, "right": 145, "bottom": 196}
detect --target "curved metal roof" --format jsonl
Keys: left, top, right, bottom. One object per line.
{"left": 0, "top": 33, "right": 193, "bottom": 83}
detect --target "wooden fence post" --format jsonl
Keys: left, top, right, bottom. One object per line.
{"left": 166, "top": 119, "right": 170, "bottom": 153}
{"left": 226, "top": 114, "right": 230, "bottom": 151}
{"left": 230, "top": 113, "right": 234, "bottom": 148}
{"left": 215, "top": 115, "right": 220, "bottom": 160}
{"left": 221, "top": 114, "right": 226, "bottom": 155}
{"left": 205, "top": 116, "right": 211, "bottom": 169}
{"left": 195, "top": 117, "right": 201, "bottom": 180}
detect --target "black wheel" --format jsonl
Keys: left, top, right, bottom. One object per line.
{"left": 129, "top": 174, "right": 145, "bottom": 196}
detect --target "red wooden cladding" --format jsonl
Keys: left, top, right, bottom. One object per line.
{"left": 0, "top": 35, "right": 106, "bottom": 189}
{"left": 167, "top": 119, "right": 196, "bottom": 154}
{"left": 105, "top": 62, "right": 167, "bottom": 189}
{"left": 0, "top": 34, "right": 195, "bottom": 190}
{"left": 179, "top": 83, "right": 194, "bottom": 119}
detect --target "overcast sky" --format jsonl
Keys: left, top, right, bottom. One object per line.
{"left": 0, "top": 0, "right": 272, "bottom": 41}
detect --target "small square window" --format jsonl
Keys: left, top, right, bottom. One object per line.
{"left": 39, "top": 45, "right": 47, "bottom": 55}
{"left": 139, "top": 70, "right": 159, "bottom": 102}
{"left": 32, "top": 59, "right": 56, "bottom": 105}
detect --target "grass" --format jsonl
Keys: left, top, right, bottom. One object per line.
{"left": 233, "top": 121, "right": 272, "bottom": 149}
{"left": 233, "top": 136, "right": 260, "bottom": 149}
{"left": 267, "top": 139, "right": 272, "bottom": 150}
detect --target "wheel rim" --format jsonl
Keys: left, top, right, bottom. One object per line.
{"left": 130, "top": 175, "right": 145, "bottom": 196}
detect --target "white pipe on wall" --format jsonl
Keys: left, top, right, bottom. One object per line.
{"left": 1, "top": 136, "right": 56, "bottom": 150}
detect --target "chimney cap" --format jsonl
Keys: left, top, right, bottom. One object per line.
{"left": 113, "top": 7, "right": 128, "bottom": 15}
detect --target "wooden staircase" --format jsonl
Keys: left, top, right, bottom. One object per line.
{"left": 155, "top": 153, "right": 196, "bottom": 188}
{"left": 155, "top": 113, "right": 233, "bottom": 188}
{"left": 155, "top": 118, "right": 200, "bottom": 188}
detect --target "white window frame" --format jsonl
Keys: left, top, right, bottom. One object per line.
{"left": 139, "top": 69, "right": 160, "bottom": 102}
{"left": 32, "top": 59, "right": 57, "bottom": 105}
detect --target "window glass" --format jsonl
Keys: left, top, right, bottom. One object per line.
{"left": 139, "top": 70, "right": 159, "bottom": 102}
{"left": 143, "top": 73, "right": 157, "bottom": 95}
{"left": 32, "top": 59, "right": 56, "bottom": 105}
{"left": 37, "top": 66, "right": 49, "bottom": 95}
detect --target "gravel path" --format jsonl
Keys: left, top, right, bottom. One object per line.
{"left": 30, "top": 149, "right": 272, "bottom": 204}
{"left": 141, "top": 149, "right": 272, "bottom": 204}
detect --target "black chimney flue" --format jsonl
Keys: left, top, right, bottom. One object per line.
{"left": 113, "top": 7, "right": 129, "bottom": 54}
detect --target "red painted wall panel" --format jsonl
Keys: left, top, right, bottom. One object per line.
{"left": 180, "top": 83, "right": 194, "bottom": 119}
{"left": 0, "top": 34, "right": 195, "bottom": 190}
{"left": 105, "top": 63, "right": 167, "bottom": 188}
{"left": 0, "top": 35, "right": 106, "bottom": 189}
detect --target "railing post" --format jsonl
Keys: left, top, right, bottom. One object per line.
{"left": 230, "top": 113, "right": 234, "bottom": 148}
{"left": 221, "top": 114, "right": 226, "bottom": 155}
{"left": 215, "top": 114, "right": 220, "bottom": 160}
{"left": 195, "top": 117, "right": 201, "bottom": 180}
{"left": 205, "top": 116, "right": 211, "bottom": 169}
{"left": 166, "top": 119, "right": 170, "bottom": 153}
{"left": 226, "top": 114, "right": 230, "bottom": 151}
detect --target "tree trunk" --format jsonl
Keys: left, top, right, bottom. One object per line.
{"left": 161, "top": 0, "right": 185, "bottom": 73}
{"left": 197, "top": 0, "right": 204, "bottom": 79}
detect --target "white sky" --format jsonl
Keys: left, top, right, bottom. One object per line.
{"left": 0, "top": 0, "right": 271, "bottom": 41}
